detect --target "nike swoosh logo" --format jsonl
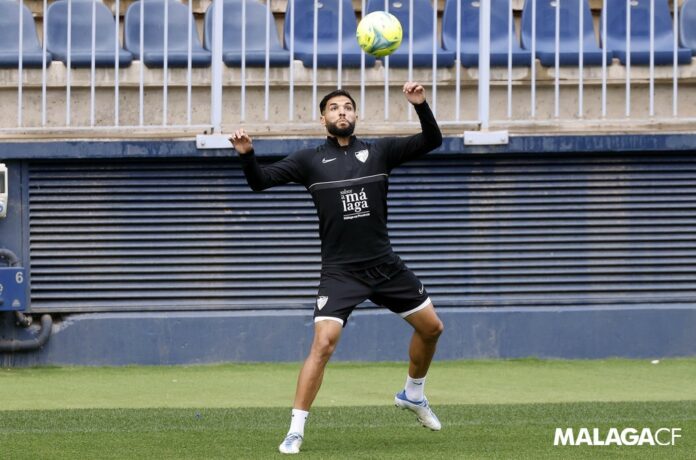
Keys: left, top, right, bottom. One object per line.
{"left": 322, "top": 158, "right": 337, "bottom": 164}
{"left": 413, "top": 382, "right": 423, "bottom": 385}
{"left": 419, "top": 285, "right": 424, "bottom": 295}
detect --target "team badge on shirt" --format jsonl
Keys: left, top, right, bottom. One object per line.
{"left": 355, "top": 149, "right": 369, "bottom": 163}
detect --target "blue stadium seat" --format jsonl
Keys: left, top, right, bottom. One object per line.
{"left": 680, "top": 0, "right": 696, "bottom": 55}
{"left": 0, "top": 1, "right": 52, "bottom": 68}
{"left": 602, "top": 0, "right": 691, "bottom": 65}
{"left": 442, "top": 0, "right": 531, "bottom": 67}
{"left": 366, "top": 0, "right": 455, "bottom": 67}
{"left": 203, "top": 0, "right": 290, "bottom": 66}
{"left": 46, "top": 0, "right": 132, "bottom": 68}
{"left": 521, "top": 0, "right": 607, "bottom": 66}
{"left": 284, "top": 0, "right": 375, "bottom": 68}
{"left": 124, "top": 0, "right": 211, "bottom": 68}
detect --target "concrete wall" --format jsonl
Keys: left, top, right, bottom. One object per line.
{"left": 2, "top": 306, "right": 695, "bottom": 366}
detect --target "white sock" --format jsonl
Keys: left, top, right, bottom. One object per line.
{"left": 288, "top": 409, "right": 309, "bottom": 436}
{"left": 405, "top": 375, "right": 426, "bottom": 402}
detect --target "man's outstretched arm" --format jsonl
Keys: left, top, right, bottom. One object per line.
{"left": 383, "top": 82, "right": 443, "bottom": 170}
{"left": 231, "top": 128, "right": 303, "bottom": 191}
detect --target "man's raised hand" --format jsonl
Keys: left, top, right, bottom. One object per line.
{"left": 402, "top": 82, "right": 426, "bottom": 105}
{"left": 230, "top": 129, "right": 253, "bottom": 154}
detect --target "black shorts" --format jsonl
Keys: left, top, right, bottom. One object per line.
{"left": 314, "top": 255, "right": 431, "bottom": 327}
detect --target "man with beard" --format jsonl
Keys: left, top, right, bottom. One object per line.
{"left": 231, "top": 82, "right": 444, "bottom": 455}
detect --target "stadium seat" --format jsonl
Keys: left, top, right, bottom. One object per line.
{"left": 521, "top": 0, "right": 607, "bottom": 66}
{"left": 442, "top": 0, "right": 531, "bottom": 67}
{"left": 46, "top": 0, "right": 133, "bottom": 68}
{"left": 601, "top": 0, "right": 692, "bottom": 65}
{"left": 284, "top": 0, "right": 375, "bottom": 68}
{"left": 124, "top": 0, "right": 211, "bottom": 68}
{"left": 680, "top": 0, "right": 696, "bottom": 55}
{"left": 0, "top": 1, "right": 52, "bottom": 68}
{"left": 366, "top": 0, "right": 455, "bottom": 67}
{"left": 203, "top": 0, "right": 290, "bottom": 66}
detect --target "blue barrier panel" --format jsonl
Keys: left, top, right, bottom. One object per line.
{"left": 0, "top": 267, "right": 27, "bottom": 311}
{"left": 2, "top": 306, "right": 695, "bottom": 365}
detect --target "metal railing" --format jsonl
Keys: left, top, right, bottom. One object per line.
{"left": 0, "top": 0, "right": 693, "bottom": 138}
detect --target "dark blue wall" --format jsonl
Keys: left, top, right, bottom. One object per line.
{"left": 2, "top": 306, "right": 695, "bottom": 367}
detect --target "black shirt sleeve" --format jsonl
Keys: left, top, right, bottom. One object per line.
{"left": 239, "top": 150, "right": 305, "bottom": 191}
{"left": 380, "top": 101, "right": 443, "bottom": 171}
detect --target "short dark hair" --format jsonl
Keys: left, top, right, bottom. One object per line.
{"left": 319, "top": 89, "right": 357, "bottom": 114}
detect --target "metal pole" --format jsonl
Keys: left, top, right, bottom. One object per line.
{"left": 91, "top": 0, "right": 97, "bottom": 126}
{"left": 530, "top": 0, "right": 536, "bottom": 118}
{"left": 554, "top": 0, "right": 560, "bottom": 118}
{"left": 408, "top": 0, "right": 414, "bottom": 121}
{"left": 673, "top": 0, "right": 679, "bottom": 117}
{"left": 265, "top": 0, "right": 271, "bottom": 120}
{"left": 114, "top": 0, "right": 121, "bottom": 126}
{"left": 66, "top": 0, "right": 73, "bottom": 126}
{"left": 359, "top": 0, "right": 366, "bottom": 119}
{"left": 649, "top": 0, "right": 655, "bottom": 117}
{"left": 289, "top": 0, "right": 295, "bottom": 120}
{"left": 241, "top": 0, "right": 247, "bottom": 121}
{"left": 163, "top": 0, "right": 169, "bottom": 126}
{"left": 187, "top": 0, "right": 194, "bottom": 125}
{"left": 139, "top": 0, "right": 144, "bottom": 126}
{"left": 578, "top": 0, "right": 584, "bottom": 118}
{"left": 430, "top": 0, "right": 437, "bottom": 116}
{"left": 312, "top": 0, "right": 318, "bottom": 120}
{"left": 338, "top": 0, "right": 343, "bottom": 88}
{"left": 479, "top": 0, "right": 491, "bottom": 130}
{"left": 601, "top": 0, "right": 607, "bottom": 117}
{"left": 211, "top": 0, "right": 224, "bottom": 131}
{"left": 507, "top": 0, "right": 512, "bottom": 118}
{"left": 454, "top": 0, "right": 461, "bottom": 121}
{"left": 384, "top": 0, "right": 390, "bottom": 120}
{"left": 42, "top": 0, "right": 48, "bottom": 126}
{"left": 625, "top": 0, "right": 631, "bottom": 117}
{"left": 18, "top": 0, "right": 24, "bottom": 127}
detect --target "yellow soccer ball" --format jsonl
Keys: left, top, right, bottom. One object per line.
{"left": 356, "top": 11, "right": 403, "bottom": 58}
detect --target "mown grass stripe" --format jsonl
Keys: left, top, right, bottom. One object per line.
{"left": 1, "top": 402, "right": 694, "bottom": 459}
{"left": 1, "top": 359, "right": 695, "bottom": 410}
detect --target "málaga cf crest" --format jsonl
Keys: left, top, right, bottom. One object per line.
{"left": 355, "top": 149, "right": 369, "bottom": 163}
{"left": 317, "top": 296, "right": 329, "bottom": 310}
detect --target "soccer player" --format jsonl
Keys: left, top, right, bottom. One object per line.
{"left": 231, "top": 82, "right": 444, "bottom": 455}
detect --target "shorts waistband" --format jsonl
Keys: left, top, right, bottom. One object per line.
{"left": 321, "top": 252, "right": 396, "bottom": 272}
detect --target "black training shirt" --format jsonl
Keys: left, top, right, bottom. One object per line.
{"left": 239, "top": 101, "right": 442, "bottom": 269}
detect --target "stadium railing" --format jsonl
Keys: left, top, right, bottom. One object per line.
{"left": 0, "top": 0, "right": 693, "bottom": 138}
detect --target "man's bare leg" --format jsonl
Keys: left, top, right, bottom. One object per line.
{"left": 404, "top": 303, "right": 444, "bottom": 379}
{"left": 294, "top": 319, "right": 343, "bottom": 409}
{"left": 394, "top": 303, "right": 444, "bottom": 430}
{"left": 279, "top": 319, "right": 343, "bottom": 454}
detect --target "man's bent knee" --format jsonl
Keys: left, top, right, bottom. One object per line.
{"left": 311, "top": 334, "right": 339, "bottom": 359}
{"left": 406, "top": 304, "right": 444, "bottom": 341}
{"left": 433, "top": 319, "right": 445, "bottom": 337}
{"left": 420, "top": 319, "right": 444, "bottom": 341}
{"left": 310, "top": 319, "right": 342, "bottom": 361}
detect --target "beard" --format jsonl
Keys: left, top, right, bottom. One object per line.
{"left": 326, "top": 119, "right": 355, "bottom": 137}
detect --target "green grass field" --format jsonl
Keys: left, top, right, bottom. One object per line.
{"left": 1, "top": 359, "right": 695, "bottom": 459}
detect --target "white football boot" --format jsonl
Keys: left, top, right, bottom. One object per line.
{"left": 394, "top": 390, "right": 442, "bottom": 431}
{"left": 278, "top": 432, "right": 303, "bottom": 454}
